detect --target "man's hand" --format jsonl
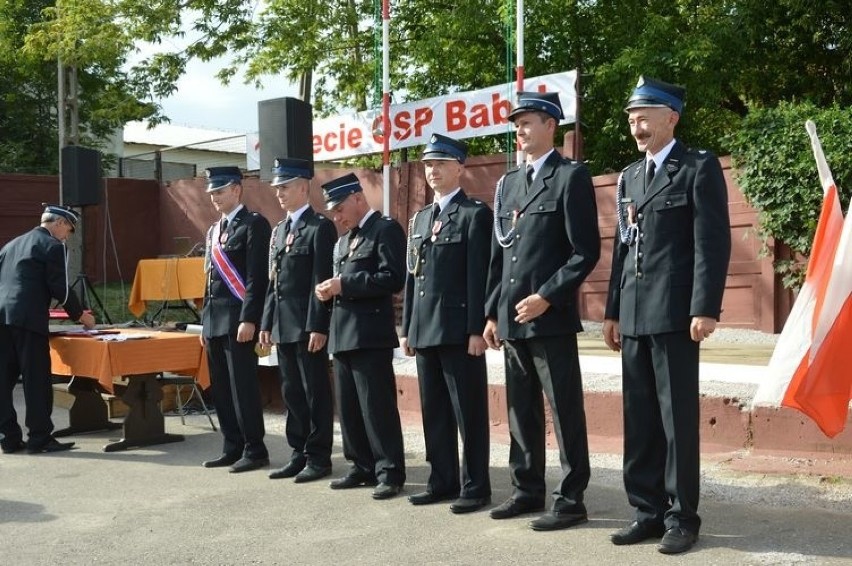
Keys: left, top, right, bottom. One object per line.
{"left": 307, "top": 332, "right": 327, "bottom": 353}
{"left": 258, "top": 330, "right": 272, "bottom": 348}
{"left": 514, "top": 293, "right": 550, "bottom": 324}
{"left": 315, "top": 277, "right": 342, "bottom": 302}
{"left": 236, "top": 322, "right": 256, "bottom": 343}
{"left": 602, "top": 319, "right": 621, "bottom": 352}
{"left": 690, "top": 316, "right": 717, "bottom": 342}
{"left": 483, "top": 319, "right": 501, "bottom": 350}
{"left": 400, "top": 337, "right": 414, "bottom": 357}
{"left": 468, "top": 335, "right": 487, "bottom": 357}
{"left": 78, "top": 312, "right": 96, "bottom": 330}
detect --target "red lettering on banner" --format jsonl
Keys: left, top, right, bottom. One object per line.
{"left": 493, "top": 93, "right": 511, "bottom": 124}
{"left": 446, "top": 101, "right": 466, "bottom": 132}
{"left": 314, "top": 124, "right": 366, "bottom": 154}
{"left": 394, "top": 111, "right": 411, "bottom": 141}
{"left": 413, "top": 107, "right": 433, "bottom": 137}
{"left": 348, "top": 128, "right": 362, "bottom": 148}
{"left": 469, "top": 103, "right": 490, "bottom": 128}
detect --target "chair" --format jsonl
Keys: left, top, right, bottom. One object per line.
{"left": 157, "top": 374, "right": 217, "bottom": 431}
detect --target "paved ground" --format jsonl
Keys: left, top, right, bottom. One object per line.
{"left": 2, "top": 388, "right": 851, "bottom": 566}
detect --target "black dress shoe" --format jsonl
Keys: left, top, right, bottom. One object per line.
{"left": 329, "top": 471, "right": 378, "bottom": 490}
{"left": 372, "top": 482, "right": 402, "bottom": 500}
{"left": 26, "top": 439, "right": 75, "bottom": 454}
{"left": 529, "top": 511, "right": 588, "bottom": 531}
{"left": 293, "top": 465, "right": 332, "bottom": 483}
{"left": 269, "top": 459, "right": 307, "bottom": 479}
{"left": 657, "top": 527, "right": 698, "bottom": 554}
{"left": 202, "top": 453, "right": 240, "bottom": 468}
{"left": 450, "top": 496, "right": 491, "bottom": 514}
{"left": 489, "top": 498, "right": 545, "bottom": 520}
{"left": 611, "top": 521, "right": 666, "bottom": 545}
{"left": 229, "top": 457, "right": 270, "bottom": 473}
{"left": 1, "top": 439, "right": 26, "bottom": 454}
{"left": 408, "top": 491, "right": 457, "bottom": 506}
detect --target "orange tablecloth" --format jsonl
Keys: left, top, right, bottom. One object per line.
{"left": 49, "top": 329, "right": 210, "bottom": 392}
{"left": 128, "top": 257, "right": 205, "bottom": 318}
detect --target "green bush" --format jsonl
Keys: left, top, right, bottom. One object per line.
{"left": 727, "top": 102, "right": 852, "bottom": 289}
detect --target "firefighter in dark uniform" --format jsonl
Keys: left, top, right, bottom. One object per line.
{"left": 0, "top": 205, "right": 95, "bottom": 454}
{"left": 259, "top": 158, "right": 336, "bottom": 483}
{"left": 483, "top": 92, "right": 601, "bottom": 531}
{"left": 401, "top": 134, "right": 493, "bottom": 514}
{"left": 315, "top": 173, "right": 407, "bottom": 500}
{"left": 603, "top": 77, "right": 731, "bottom": 554}
{"left": 200, "top": 167, "right": 272, "bottom": 473}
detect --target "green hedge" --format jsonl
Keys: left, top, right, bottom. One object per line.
{"left": 727, "top": 102, "right": 852, "bottom": 289}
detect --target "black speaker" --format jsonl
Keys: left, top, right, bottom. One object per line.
{"left": 258, "top": 97, "right": 313, "bottom": 180}
{"left": 62, "top": 146, "right": 102, "bottom": 206}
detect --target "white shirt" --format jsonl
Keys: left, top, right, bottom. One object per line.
{"left": 286, "top": 203, "right": 310, "bottom": 229}
{"left": 434, "top": 187, "right": 462, "bottom": 211}
{"left": 646, "top": 138, "right": 677, "bottom": 172}
{"left": 526, "top": 148, "right": 556, "bottom": 181}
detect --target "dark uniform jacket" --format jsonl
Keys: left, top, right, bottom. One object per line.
{"left": 0, "top": 227, "right": 84, "bottom": 335}
{"left": 261, "top": 207, "right": 336, "bottom": 344}
{"left": 402, "top": 190, "right": 492, "bottom": 348}
{"left": 202, "top": 206, "right": 271, "bottom": 339}
{"left": 328, "top": 211, "right": 406, "bottom": 354}
{"left": 604, "top": 141, "right": 731, "bottom": 336}
{"left": 486, "top": 150, "right": 601, "bottom": 339}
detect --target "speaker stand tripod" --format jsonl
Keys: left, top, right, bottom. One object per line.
{"left": 70, "top": 273, "right": 112, "bottom": 324}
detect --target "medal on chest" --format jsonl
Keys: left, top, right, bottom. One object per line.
{"left": 349, "top": 236, "right": 360, "bottom": 253}
{"left": 285, "top": 232, "right": 294, "bottom": 253}
{"left": 430, "top": 220, "right": 443, "bottom": 242}
{"left": 627, "top": 204, "right": 637, "bottom": 227}
{"left": 219, "top": 230, "right": 229, "bottom": 244}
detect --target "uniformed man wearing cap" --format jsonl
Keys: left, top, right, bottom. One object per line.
{"left": 0, "top": 205, "right": 95, "bottom": 454}
{"left": 400, "top": 133, "right": 493, "bottom": 513}
{"left": 259, "top": 158, "right": 337, "bottom": 483}
{"left": 483, "top": 92, "right": 601, "bottom": 530}
{"left": 603, "top": 76, "right": 730, "bottom": 554}
{"left": 315, "top": 173, "right": 407, "bottom": 500}
{"left": 200, "top": 166, "right": 272, "bottom": 473}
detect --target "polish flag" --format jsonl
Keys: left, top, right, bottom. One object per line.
{"left": 753, "top": 120, "right": 852, "bottom": 436}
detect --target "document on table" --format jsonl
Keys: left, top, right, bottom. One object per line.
{"left": 94, "top": 333, "right": 153, "bottom": 342}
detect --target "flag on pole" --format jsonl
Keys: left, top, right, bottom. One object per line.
{"left": 753, "top": 120, "right": 852, "bottom": 437}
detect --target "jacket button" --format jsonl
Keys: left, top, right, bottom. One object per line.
{"left": 637, "top": 212, "right": 643, "bottom": 219}
{"left": 512, "top": 256, "right": 517, "bottom": 262}
{"left": 419, "top": 291, "right": 425, "bottom": 297}
{"left": 637, "top": 272, "right": 644, "bottom": 278}
{"left": 638, "top": 252, "right": 644, "bottom": 258}
{"left": 510, "top": 278, "right": 515, "bottom": 284}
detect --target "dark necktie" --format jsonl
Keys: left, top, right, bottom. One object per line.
{"left": 525, "top": 164, "right": 535, "bottom": 193}
{"left": 431, "top": 203, "right": 441, "bottom": 226}
{"left": 645, "top": 159, "right": 656, "bottom": 193}
{"left": 283, "top": 216, "right": 292, "bottom": 236}
{"left": 220, "top": 217, "right": 228, "bottom": 233}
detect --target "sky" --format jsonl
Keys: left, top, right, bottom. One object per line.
{"left": 154, "top": 56, "right": 297, "bottom": 135}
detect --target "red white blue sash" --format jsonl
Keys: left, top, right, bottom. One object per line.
{"left": 211, "top": 222, "right": 246, "bottom": 301}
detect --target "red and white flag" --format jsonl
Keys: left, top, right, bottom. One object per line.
{"left": 753, "top": 120, "right": 852, "bottom": 437}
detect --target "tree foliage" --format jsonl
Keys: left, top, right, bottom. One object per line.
{"left": 727, "top": 103, "right": 852, "bottom": 288}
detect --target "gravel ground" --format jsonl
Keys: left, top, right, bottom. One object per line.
{"left": 579, "top": 320, "right": 780, "bottom": 345}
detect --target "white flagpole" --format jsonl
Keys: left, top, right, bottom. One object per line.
{"left": 382, "top": 0, "right": 391, "bottom": 215}
{"left": 515, "top": 0, "right": 525, "bottom": 167}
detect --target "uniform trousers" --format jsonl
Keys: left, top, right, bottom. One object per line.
{"left": 206, "top": 335, "right": 268, "bottom": 459}
{"left": 621, "top": 331, "right": 701, "bottom": 533}
{"left": 416, "top": 344, "right": 491, "bottom": 498}
{"left": 0, "top": 326, "right": 54, "bottom": 448}
{"left": 503, "top": 333, "right": 590, "bottom": 513}
{"left": 333, "top": 348, "right": 405, "bottom": 486}
{"left": 275, "top": 341, "right": 333, "bottom": 468}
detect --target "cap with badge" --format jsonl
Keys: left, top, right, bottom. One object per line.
{"left": 205, "top": 166, "right": 243, "bottom": 193}
{"left": 508, "top": 91, "right": 565, "bottom": 122}
{"left": 42, "top": 204, "right": 80, "bottom": 231}
{"left": 322, "top": 173, "right": 363, "bottom": 210}
{"left": 624, "top": 76, "right": 686, "bottom": 114}
{"left": 271, "top": 157, "right": 313, "bottom": 187}
{"left": 422, "top": 133, "right": 467, "bottom": 163}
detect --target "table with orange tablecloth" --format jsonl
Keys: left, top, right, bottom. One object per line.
{"left": 128, "top": 257, "right": 206, "bottom": 319}
{"left": 50, "top": 329, "right": 210, "bottom": 452}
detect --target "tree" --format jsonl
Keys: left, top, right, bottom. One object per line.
{"left": 727, "top": 102, "right": 852, "bottom": 288}
{"left": 0, "top": 0, "right": 156, "bottom": 174}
